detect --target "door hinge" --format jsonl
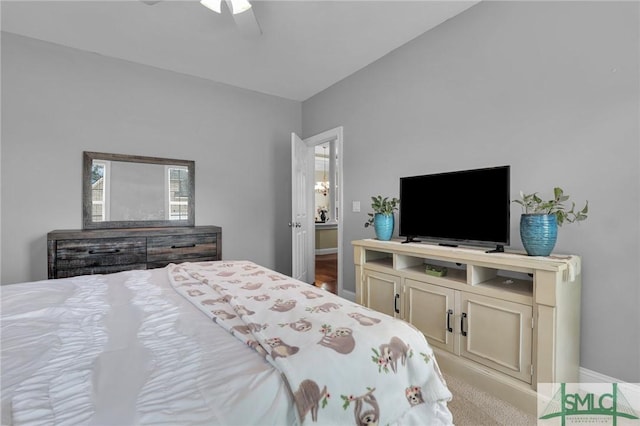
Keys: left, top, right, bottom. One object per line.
{"left": 530, "top": 365, "right": 535, "bottom": 376}
{"left": 531, "top": 317, "right": 535, "bottom": 329}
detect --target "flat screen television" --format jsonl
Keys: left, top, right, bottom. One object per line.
{"left": 399, "top": 165, "right": 510, "bottom": 252}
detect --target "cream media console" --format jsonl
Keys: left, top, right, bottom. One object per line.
{"left": 352, "top": 238, "right": 581, "bottom": 414}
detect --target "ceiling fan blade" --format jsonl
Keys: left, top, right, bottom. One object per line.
{"left": 140, "top": 0, "right": 261, "bottom": 36}
{"left": 230, "top": 6, "right": 262, "bottom": 37}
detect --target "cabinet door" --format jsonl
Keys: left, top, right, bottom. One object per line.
{"left": 460, "top": 292, "right": 533, "bottom": 384}
{"left": 405, "top": 279, "right": 456, "bottom": 354}
{"left": 362, "top": 270, "right": 401, "bottom": 318}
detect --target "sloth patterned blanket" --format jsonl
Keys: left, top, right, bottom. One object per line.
{"left": 168, "top": 261, "right": 452, "bottom": 425}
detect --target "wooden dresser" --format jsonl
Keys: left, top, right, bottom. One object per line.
{"left": 47, "top": 226, "right": 222, "bottom": 279}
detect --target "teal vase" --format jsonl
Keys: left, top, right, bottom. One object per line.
{"left": 520, "top": 214, "right": 557, "bottom": 256}
{"left": 374, "top": 213, "right": 394, "bottom": 241}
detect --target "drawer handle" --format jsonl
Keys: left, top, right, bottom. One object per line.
{"left": 446, "top": 309, "right": 453, "bottom": 333}
{"left": 394, "top": 294, "right": 400, "bottom": 314}
{"left": 461, "top": 312, "right": 468, "bottom": 336}
{"left": 171, "top": 244, "right": 197, "bottom": 249}
{"left": 88, "top": 248, "right": 121, "bottom": 255}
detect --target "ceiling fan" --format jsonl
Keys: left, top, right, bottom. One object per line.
{"left": 141, "top": 0, "right": 262, "bottom": 37}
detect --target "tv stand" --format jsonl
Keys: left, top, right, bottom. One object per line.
{"left": 352, "top": 239, "right": 581, "bottom": 415}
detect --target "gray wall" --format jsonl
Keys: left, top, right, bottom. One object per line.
{"left": 1, "top": 32, "right": 300, "bottom": 284}
{"left": 302, "top": 1, "right": 639, "bottom": 382}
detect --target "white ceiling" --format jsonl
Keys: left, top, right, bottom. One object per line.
{"left": 1, "top": 0, "right": 479, "bottom": 101}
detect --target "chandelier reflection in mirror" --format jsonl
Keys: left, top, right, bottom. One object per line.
{"left": 315, "top": 146, "right": 329, "bottom": 196}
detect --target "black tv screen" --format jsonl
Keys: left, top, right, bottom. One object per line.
{"left": 399, "top": 165, "right": 510, "bottom": 251}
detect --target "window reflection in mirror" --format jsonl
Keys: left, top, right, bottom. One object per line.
{"left": 91, "top": 160, "right": 108, "bottom": 221}
{"left": 168, "top": 166, "right": 189, "bottom": 220}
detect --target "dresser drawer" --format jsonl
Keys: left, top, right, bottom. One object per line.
{"left": 147, "top": 234, "right": 218, "bottom": 265}
{"left": 55, "top": 237, "right": 147, "bottom": 270}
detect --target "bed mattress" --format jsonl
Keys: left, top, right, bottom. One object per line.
{"left": 1, "top": 263, "right": 453, "bottom": 425}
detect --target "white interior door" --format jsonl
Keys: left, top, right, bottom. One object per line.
{"left": 291, "top": 127, "right": 344, "bottom": 295}
{"left": 291, "top": 132, "right": 312, "bottom": 282}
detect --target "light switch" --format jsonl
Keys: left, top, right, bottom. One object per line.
{"left": 352, "top": 201, "right": 361, "bottom": 212}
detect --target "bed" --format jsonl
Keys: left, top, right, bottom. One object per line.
{"left": 1, "top": 260, "right": 453, "bottom": 425}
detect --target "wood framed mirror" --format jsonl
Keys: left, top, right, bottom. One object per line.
{"left": 82, "top": 151, "right": 195, "bottom": 229}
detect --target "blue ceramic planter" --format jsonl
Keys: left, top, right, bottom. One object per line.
{"left": 520, "top": 214, "right": 558, "bottom": 256}
{"left": 374, "top": 213, "right": 394, "bottom": 241}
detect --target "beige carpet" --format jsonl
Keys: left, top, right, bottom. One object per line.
{"left": 444, "top": 374, "right": 537, "bottom": 425}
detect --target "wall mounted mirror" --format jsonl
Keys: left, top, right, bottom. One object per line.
{"left": 82, "top": 151, "right": 195, "bottom": 229}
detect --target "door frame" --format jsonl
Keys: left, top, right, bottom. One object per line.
{"left": 296, "top": 126, "right": 344, "bottom": 297}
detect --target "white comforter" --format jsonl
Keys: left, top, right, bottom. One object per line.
{"left": 1, "top": 264, "right": 453, "bottom": 425}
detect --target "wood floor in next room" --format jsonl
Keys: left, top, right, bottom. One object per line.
{"left": 314, "top": 253, "right": 337, "bottom": 294}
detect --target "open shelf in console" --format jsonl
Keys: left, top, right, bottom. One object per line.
{"left": 399, "top": 256, "right": 468, "bottom": 285}
{"left": 363, "top": 249, "right": 393, "bottom": 269}
{"left": 468, "top": 264, "right": 533, "bottom": 303}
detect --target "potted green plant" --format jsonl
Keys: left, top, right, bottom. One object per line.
{"left": 364, "top": 196, "right": 400, "bottom": 241}
{"left": 514, "top": 187, "right": 588, "bottom": 256}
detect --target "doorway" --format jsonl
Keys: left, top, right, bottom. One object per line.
{"left": 313, "top": 142, "right": 338, "bottom": 294}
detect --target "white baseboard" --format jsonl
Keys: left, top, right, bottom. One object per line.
{"left": 315, "top": 248, "right": 337, "bottom": 255}
{"left": 339, "top": 289, "right": 355, "bottom": 302}
{"left": 579, "top": 367, "right": 621, "bottom": 384}
{"left": 578, "top": 367, "right": 640, "bottom": 408}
